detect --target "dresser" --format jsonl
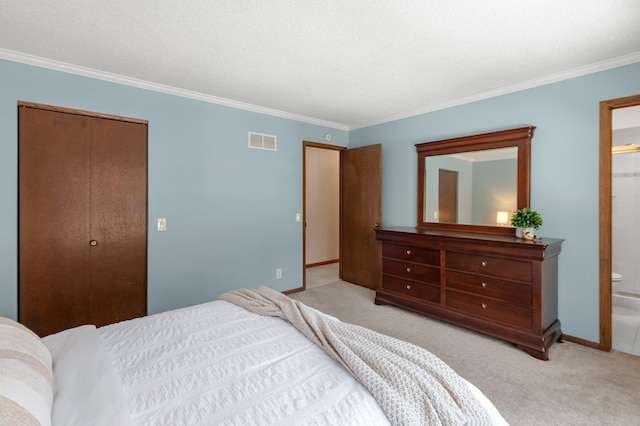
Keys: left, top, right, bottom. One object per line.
{"left": 375, "top": 227, "right": 563, "bottom": 360}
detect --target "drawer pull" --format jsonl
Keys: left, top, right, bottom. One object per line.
{"left": 406, "top": 250, "right": 412, "bottom": 255}
{"left": 481, "top": 282, "right": 487, "bottom": 288}
{"left": 406, "top": 267, "right": 411, "bottom": 272}
{"left": 481, "top": 261, "right": 488, "bottom": 267}
{"left": 406, "top": 284, "right": 411, "bottom": 290}
{"left": 481, "top": 303, "right": 488, "bottom": 309}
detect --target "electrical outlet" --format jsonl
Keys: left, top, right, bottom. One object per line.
{"left": 157, "top": 218, "right": 166, "bottom": 231}
{"left": 276, "top": 268, "right": 282, "bottom": 279}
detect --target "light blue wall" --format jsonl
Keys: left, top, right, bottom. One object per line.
{"left": 350, "top": 61, "right": 640, "bottom": 342}
{"left": 0, "top": 59, "right": 347, "bottom": 320}
{"left": 472, "top": 159, "right": 517, "bottom": 225}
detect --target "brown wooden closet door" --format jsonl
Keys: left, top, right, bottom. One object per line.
{"left": 19, "top": 107, "right": 92, "bottom": 336}
{"left": 19, "top": 105, "right": 147, "bottom": 337}
{"left": 89, "top": 118, "right": 147, "bottom": 326}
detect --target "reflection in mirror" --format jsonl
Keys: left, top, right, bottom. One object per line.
{"left": 424, "top": 147, "right": 518, "bottom": 226}
{"left": 416, "top": 126, "right": 534, "bottom": 235}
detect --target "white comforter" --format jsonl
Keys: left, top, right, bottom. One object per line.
{"left": 43, "top": 300, "right": 507, "bottom": 425}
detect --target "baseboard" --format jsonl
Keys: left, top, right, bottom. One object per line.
{"left": 305, "top": 259, "right": 339, "bottom": 268}
{"left": 283, "top": 287, "right": 304, "bottom": 295}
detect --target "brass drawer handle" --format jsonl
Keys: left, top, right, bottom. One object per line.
{"left": 481, "top": 303, "right": 488, "bottom": 309}
{"left": 406, "top": 284, "right": 411, "bottom": 290}
{"left": 406, "top": 250, "right": 412, "bottom": 255}
{"left": 481, "top": 282, "right": 487, "bottom": 288}
{"left": 406, "top": 267, "right": 411, "bottom": 272}
{"left": 90, "top": 240, "right": 98, "bottom": 246}
{"left": 481, "top": 261, "right": 488, "bottom": 267}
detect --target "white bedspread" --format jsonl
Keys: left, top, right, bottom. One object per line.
{"left": 43, "top": 299, "right": 507, "bottom": 425}
{"left": 98, "top": 300, "right": 389, "bottom": 425}
{"left": 221, "top": 287, "right": 494, "bottom": 425}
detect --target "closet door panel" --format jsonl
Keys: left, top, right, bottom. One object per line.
{"left": 19, "top": 107, "right": 92, "bottom": 336}
{"left": 90, "top": 118, "right": 147, "bottom": 326}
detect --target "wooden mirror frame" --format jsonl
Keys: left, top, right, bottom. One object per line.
{"left": 416, "top": 126, "right": 534, "bottom": 235}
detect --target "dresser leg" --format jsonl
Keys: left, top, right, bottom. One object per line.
{"left": 515, "top": 321, "right": 562, "bottom": 360}
{"left": 517, "top": 345, "right": 549, "bottom": 361}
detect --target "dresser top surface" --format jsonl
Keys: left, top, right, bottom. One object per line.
{"left": 376, "top": 226, "right": 564, "bottom": 247}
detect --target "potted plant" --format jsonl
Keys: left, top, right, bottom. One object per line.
{"left": 510, "top": 207, "right": 543, "bottom": 240}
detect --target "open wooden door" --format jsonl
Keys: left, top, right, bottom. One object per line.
{"left": 438, "top": 168, "right": 458, "bottom": 223}
{"left": 340, "top": 144, "right": 382, "bottom": 289}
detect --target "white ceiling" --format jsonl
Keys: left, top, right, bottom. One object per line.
{"left": 1, "top": 1, "right": 639, "bottom": 130}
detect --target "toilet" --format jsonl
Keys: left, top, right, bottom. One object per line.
{"left": 612, "top": 272, "right": 640, "bottom": 312}
{"left": 612, "top": 272, "right": 623, "bottom": 292}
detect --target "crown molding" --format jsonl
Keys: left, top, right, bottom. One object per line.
{"left": 0, "top": 48, "right": 349, "bottom": 131}
{"left": 3, "top": 48, "right": 638, "bottom": 132}
{"left": 350, "top": 52, "right": 640, "bottom": 130}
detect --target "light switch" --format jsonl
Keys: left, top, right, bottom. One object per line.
{"left": 295, "top": 213, "right": 301, "bottom": 222}
{"left": 157, "top": 218, "right": 166, "bottom": 231}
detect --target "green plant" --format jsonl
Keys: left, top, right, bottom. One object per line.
{"left": 510, "top": 207, "right": 543, "bottom": 229}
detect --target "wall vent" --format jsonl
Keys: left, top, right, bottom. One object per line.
{"left": 248, "top": 132, "right": 277, "bottom": 151}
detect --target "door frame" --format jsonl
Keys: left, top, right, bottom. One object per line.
{"left": 302, "top": 141, "right": 346, "bottom": 290}
{"left": 599, "top": 93, "right": 640, "bottom": 351}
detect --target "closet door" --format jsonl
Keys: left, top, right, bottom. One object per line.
{"left": 19, "top": 107, "right": 92, "bottom": 336}
{"left": 90, "top": 118, "right": 147, "bottom": 326}
{"left": 19, "top": 104, "right": 147, "bottom": 337}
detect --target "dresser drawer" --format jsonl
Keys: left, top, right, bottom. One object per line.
{"left": 382, "top": 258, "right": 440, "bottom": 284}
{"left": 382, "top": 275, "right": 440, "bottom": 303}
{"left": 446, "top": 252, "right": 532, "bottom": 282}
{"left": 382, "top": 243, "right": 440, "bottom": 266}
{"left": 446, "top": 270, "right": 532, "bottom": 306}
{"left": 446, "top": 290, "right": 532, "bottom": 329}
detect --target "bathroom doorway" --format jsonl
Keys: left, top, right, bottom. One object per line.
{"left": 611, "top": 104, "right": 640, "bottom": 355}
{"left": 599, "top": 94, "right": 640, "bottom": 353}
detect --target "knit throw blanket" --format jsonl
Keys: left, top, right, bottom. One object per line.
{"left": 218, "top": 286, "right": 491, "bottom": 426}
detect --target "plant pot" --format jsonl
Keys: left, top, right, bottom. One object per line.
{"left": 516, "top": 227, "right": 536, "bottom": 239}
{"left": 523, "top": 228, "right": 536, "bottom": 241}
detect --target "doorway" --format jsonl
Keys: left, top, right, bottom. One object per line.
{"left": 303, "top": 142, "right": 343, "bottom": 289}
{"left": 599, "top": 94, "right": 640, "bottom": 351}
{"left": 302, "top": 141, "right": 382, "bottom": 291}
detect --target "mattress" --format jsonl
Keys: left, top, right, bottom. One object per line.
{"left": 41, "top": 299, "right": 507, "bottom": 425}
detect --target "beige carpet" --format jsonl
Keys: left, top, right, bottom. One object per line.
{"left": 290, "top": 280, "right": 640, "bottom": 426}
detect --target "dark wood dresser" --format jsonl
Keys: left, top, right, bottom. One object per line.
{"left": 375, "top": 227, "right": 563, "bottom": 360}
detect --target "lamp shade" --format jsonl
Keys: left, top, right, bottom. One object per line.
{"left": 496, "top": 211, "right": 509, "bottom": 225}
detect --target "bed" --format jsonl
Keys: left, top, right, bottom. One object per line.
{"left": 1, "top": 286, "right": 508, "bottom": 425}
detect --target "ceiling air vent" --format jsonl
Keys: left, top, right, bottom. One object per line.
{"left": 248, "top": 132, "right": 277, "bottom": 151}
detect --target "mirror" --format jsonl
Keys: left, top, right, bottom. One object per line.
{"left": 416, "top": 126, "right": 534, "bottom": 235}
